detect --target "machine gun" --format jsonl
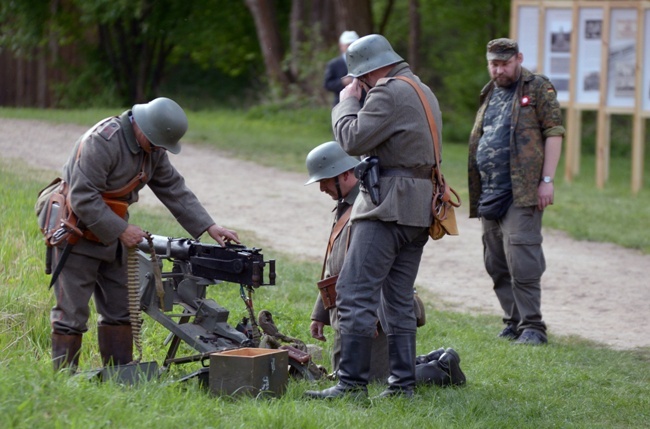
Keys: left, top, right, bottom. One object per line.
{"left": 134, "top": 235, "right": 318, "bottom": 382}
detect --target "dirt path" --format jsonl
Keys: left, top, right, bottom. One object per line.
{"left": 3, "top": 118, "right": 649, "bottom": 350}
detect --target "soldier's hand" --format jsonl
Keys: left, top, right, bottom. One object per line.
{"left": 310, "top": 321, "right": 326, "bottom": 342}
{"left": 339, "top": 78, "right": 363, "bottom": 102}
{"left": 207, "top": 224, "right": 240, "bottom": 246}
{"left": 119, "top": 224, "right": 147, "bottom": 248}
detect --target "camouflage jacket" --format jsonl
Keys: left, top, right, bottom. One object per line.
{"left": 467, "top": 68, "right": 565, "bottom": 218}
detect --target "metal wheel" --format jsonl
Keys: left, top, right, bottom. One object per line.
{"left": 287, "top": 358, "right": 316, "bottom": 381}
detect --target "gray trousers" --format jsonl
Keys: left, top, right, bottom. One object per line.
{"left": 330, "top": 306, "right": 390, "bottom": 381}
{"left": 51, "top": 245, "right": 130, "bottom": 335}
{"left": 482, "top": 205, "right": 547, "bottom": 335}
{"left": 336, "top": 220, "right": 429, "bottom": 338}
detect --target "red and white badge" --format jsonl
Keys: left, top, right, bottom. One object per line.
{"left": 521, "top": 96, "right": 530, "bottom": 107}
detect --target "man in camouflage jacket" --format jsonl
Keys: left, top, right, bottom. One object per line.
{"left": 468, "top": 38, "right": 565, "bottom": 345}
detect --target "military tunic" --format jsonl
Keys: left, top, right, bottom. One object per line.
{"left": 51, "top": 111, "right": 215, "bottom": 334}
{"left": 331, "top": 62, "right": 438, "bottom": 338}
{"left": 309, "top": 184, "right": 389, "bottom": 380}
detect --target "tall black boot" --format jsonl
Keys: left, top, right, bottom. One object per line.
{"left": 97, "top": 324, "right": 133, "bottom": 366}
{"left": 52, "top": 333, "right": 82, "bottom": 373}
{"left": 377, "top": 334, "right": 416, "bottom": 398}
{"left": 415, "top": 347, "right": 445, "bottom": 365}
{"left": 415, "top": 348, "right": 466, "bottom": 387}
{"left": 304, "top": 334, "right": 372, "bottom": 400}
{"left": 437, "top": 348, "right": 466, "bottom": 386}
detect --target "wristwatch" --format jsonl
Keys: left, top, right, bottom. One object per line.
{"left": 541, "top": 176, "right": 553, "bottom": 184}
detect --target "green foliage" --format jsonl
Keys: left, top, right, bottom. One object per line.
{"left": 2, "top": 126, "right": 650, "bottom": 428}
{"left": 0, "top": 0, "right": 50, "bottom": 52}
{"left": 169, "top": 0, "right": 261, "bottom": 77}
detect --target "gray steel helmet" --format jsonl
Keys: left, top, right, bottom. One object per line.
{"left": 305, "top": 141, "right": 359, "bottom": 185}
{"left": 346, "top": 34, "right": 404, "bottom": 78}
{"left": 132, "top": 97, "right": 188, "bottom": 154}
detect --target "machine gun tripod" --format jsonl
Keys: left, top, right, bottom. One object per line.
{"left": 135, "top": 235, "right": 318, "bottom": 382}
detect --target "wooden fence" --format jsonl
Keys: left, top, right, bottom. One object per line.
{"left": 0, "top": 44, "right": 79, "bottom": 108}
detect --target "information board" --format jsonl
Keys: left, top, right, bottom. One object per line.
{"left": 576, "top": 7, "right": 604, "bottom": 105}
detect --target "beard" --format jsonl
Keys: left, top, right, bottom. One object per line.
{"left": 493, "top": 65, "right": 521, "bottom": 88}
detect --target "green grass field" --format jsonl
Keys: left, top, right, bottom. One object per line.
{"left": 1, "top": 108, "right": 649, "bottom": 428}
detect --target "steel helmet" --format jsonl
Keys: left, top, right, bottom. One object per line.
{"left": 305, "top": 141, "right": 359, "bottom": 185}
{"left": 346, "top": 34, "right": 403, "bottom": 78}
{"left": 132, "top": 97, "right": 188, "bottom": 154}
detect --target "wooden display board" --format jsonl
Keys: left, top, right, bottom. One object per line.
{"left": 511, "top": 0, "right": 649, "bottom": 193}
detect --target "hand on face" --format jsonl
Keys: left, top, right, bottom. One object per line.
{"left": 339, "top": 77, "right": 363, "bottom": 102}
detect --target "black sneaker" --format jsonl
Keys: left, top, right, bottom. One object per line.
{"left": 497, "top": 325, "right": 519, "bottom": 340}
{"left": 513, "top": 329, "right": 547, "bottom": 346}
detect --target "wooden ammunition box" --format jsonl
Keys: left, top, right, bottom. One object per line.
{"left": 209, "top": 348, "right": 288, "bottom": 397}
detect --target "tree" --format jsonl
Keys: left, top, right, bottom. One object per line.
{"left": 0, "top": 0, "right": 72, "bottom": 107}
{"left": 244, "top": 0, "right": 292, "bottom": 93}
{"left": 244, "top": 0, "right": 374, "bottom": 100}
{"left": 75, "top": 0, "right": 197, "bottom": 103}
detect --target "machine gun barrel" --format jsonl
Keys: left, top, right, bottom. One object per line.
{"left": 138, "top": 234, "right": 275, "bottom": 287}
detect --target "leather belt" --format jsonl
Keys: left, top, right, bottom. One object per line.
{"left": 380, "top": 166, "right": 432, "bottom": 179}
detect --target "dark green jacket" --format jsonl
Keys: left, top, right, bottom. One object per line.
{"left": 468, "top": 68, "right": 565, "bottom": 218}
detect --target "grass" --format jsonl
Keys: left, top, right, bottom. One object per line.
{"left": 1, "top": 108, "right": 649, "bottom": 428}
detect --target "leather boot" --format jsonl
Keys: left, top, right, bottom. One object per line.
{"left": 304, "top": 334, "right": 371, "bottom": 400}
{"left": 97, "top": 324, "right": 133, "bottom": 366}
{"left": 376, "top": 334, "right": 416, "bottom": 398}
{"left": 437, "top": 348, "right": 466, "bottom": 386}
{"left": 52, "top": 333, "right": 82, "bottom": 373}
{"left": 415, "top": 347, "right": 445, "bottom": 365}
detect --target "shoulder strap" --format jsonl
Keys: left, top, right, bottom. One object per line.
{"left": 319, "top": 206, "right": 352, "bottom": 280}
{"left": 101, "top": 158, "right": 148, "bottom": 199}
{"left": 392, "top": 76, "right": 443, "bottom": 184}
{"left": 74, "top": 134, "right": 148, "bottom": 200}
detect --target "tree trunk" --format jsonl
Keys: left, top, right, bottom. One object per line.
{"left": 244, "top": 0, "right": 291, "bottom": 92}
{"left": 408, "top": 0, "right": 420, "bottom": 74}
{"left": 289, "top": 0, "right": 308, "bottom": 78}
{"left": 334, "top": 0, "right": 373, "bottom": 36}
{"left": 376, "top": 0, "right": 395, "bottom": 35}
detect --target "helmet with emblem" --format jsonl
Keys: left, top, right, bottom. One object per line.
{"left": 305, "top": 141, "right": 359, "bottom": 185}
{"left": 132, "top": 97, "right": 188, "bottom": 154}
{"left": 345, "top": 34, "right": 404, "bottom": 78}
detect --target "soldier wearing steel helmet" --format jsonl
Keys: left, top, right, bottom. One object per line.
{"left": 305, "top": 34, "right": 442, "bottom": 400}
{"left": 305, "top": 141, "right": 389, "bottom": 382}
{"left": 49, "top": 97, "right": 239, "bottom": 372}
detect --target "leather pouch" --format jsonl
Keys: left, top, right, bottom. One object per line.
{"left": 317, "top": 275, "right": 338, "bottom": 310}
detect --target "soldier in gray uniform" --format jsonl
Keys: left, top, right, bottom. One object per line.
{"left": 305, "top": 34, "right": 440, "bottom": 400}
{"left": 468, "top": 38, "right": 565, "bottom": 345}
{"left": 49, "top": 97, "right": 239, "bottom": 371}
{"left": 305, "top": 141, "right": 389, "bottom": 382}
